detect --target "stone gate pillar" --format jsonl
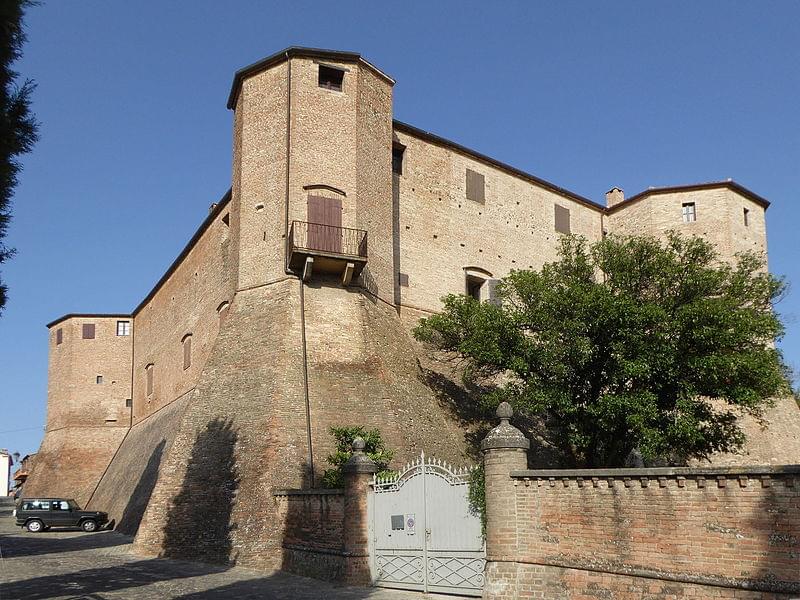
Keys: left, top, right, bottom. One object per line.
{"left": 481, "top": 402, "right": 530, "bottom": 599}
{"left": 342, "top": 437, "right": 377, "bottom": 585}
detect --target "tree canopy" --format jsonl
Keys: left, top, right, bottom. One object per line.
{"left": 321, "top": 425, "right": 395, "bottom": 488}
{"left": 414, "top": 233, "right": 790, "bottom": 467}
{"left": 0, "top": 0, "right": 38, "bottom": 313}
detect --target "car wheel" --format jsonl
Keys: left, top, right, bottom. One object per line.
{"left": 26, "top": 519, "right": 44, "bottom": 533}
{"left": 80, "top": 519, "right": 97, "bottom": 532}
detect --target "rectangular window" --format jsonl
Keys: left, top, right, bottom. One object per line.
{"left": 56, "top": 328, "right": 63, "bottom": 345}
{"left": 318, "top": 65, "right": 344, "bottom": 91}
{"left": 82, "top": 323, "right": 95, "bottom": 339}
{"left": 96, "top": 375, "right": 103, "bottom": 384}
{"left": 743, "top": 207, "right": 750, "bottom": 226}
{"left": 554, "top": 204, "right": 571, "bottom": 234}
{"left": 466, "top": 169, "right": 485, "bottom": 203}
{"left": 466, "top": 275, "right": 484, "bottom": 301}
{"left": 183, "top": 336, "right": 192, "bottom": 370}
{"left": 125, "top": 399, "right": 132, "bottom": 408}
{"left": 146, "top": 364, "right": 154, "bottom": 396}
{"left": 682, "top": 202, "right": 696, "bottom": 223}
{"left": 116, "top": 320, "right": 131, "bottom": 336}
{"left": 398, "top": 273, "right": 409, "bottom": 287}
{"left": 392, "top": 146, "right": 404, "bottom": 175}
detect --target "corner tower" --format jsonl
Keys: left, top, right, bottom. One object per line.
{"left": 228, "top": 48, "right": 396, "bottom": 304}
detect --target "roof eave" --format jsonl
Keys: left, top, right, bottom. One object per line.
{"left": 607, "top": 181, "right": 771, "bottom": 215}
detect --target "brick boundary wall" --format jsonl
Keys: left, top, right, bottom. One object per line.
{"left": 273, "top": 439, "right": 377, "bottom": 585}
{"left": 482, "top": 403, "right": 800, "bottom": 600}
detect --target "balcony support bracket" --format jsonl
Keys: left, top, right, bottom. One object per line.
{"left": 342, "top": 262, "right": 355, "bottom": 286}
{"left": 302, "top": 257, "right": 314, "bottom": 282}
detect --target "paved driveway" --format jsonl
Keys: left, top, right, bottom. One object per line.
{"left": 0, "top": 516, "right": 453, "bottom": 599}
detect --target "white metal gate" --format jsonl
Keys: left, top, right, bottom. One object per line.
{"left": 372, "top": 452, "right": 485, "bottom": 596}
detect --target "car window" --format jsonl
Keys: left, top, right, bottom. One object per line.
{"left": 67, "top": 499, "right": 81, "bottom": 510}
{"left": 22, "top": 500, "right": 50, "bottom": 510}
{"left": 52, "top": 501, "right": 70, "bottom": 511}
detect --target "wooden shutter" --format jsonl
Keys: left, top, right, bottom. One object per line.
{"left": 486, "top": 279, "right": 502, "bottom": 306}
{"left": 56, "top": 328, "right": 63, "bottom": 345}
{"left": 554, "top": 204, "right": 571, "bottom": 234}
{"left": 466, "top": 169, "right": 485, "bottom": 203}
{"left": 307, "top": 195, "right": 343, "bottom": 253}
{"left": 82, "top": 323, "right": 95, "bottom": 339}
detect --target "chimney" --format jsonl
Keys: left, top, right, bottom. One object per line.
{"left": 209, "top": 203, "right": 218, "bottom": 214}
{"left": 605, "top": 187, "right": 624, "bottom": 208}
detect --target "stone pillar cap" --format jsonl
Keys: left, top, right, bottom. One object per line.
{"left": 343, "top": 437, "right": 378, "bottom": 474}
{"left": 481, "top": 402, "right": 530, "bottom": 451}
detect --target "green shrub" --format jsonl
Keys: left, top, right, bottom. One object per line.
{"left": 322, "top": 426, "right": 395, "bottom": 488}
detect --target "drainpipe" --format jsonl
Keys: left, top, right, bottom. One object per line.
{"left": 299, "top": 279, "right": 315, "bottom": 487}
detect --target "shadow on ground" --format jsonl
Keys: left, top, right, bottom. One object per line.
{"left": 0, "top": 529, "right": 130, "bottom": 558}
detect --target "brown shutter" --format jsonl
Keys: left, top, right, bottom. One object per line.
{"left": 183, "top": 336, "right": 192, "bottom": 370}
{"left": 56, "top": 328, "right": 63, "bottom": 345}
{"left": 82, "top": 323, "right": 95, "bottom": 339}
{"left": 307, "top": 195, "right": 343, "bottom": 253}
{"left": 466, "top": 169, "right": 485, "bottom": 203}
{"left": 398, "top": 273, "right": 409, "bottom": 287}
{"left": 554, "top": 204, "right": 571, "bottom": 234}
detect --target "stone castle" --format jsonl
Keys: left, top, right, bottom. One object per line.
{"left": 23, "top": 47, "right": 800, "bottom": 568}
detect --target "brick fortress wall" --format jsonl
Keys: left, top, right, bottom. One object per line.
{"left": 483, "top": 407, "right": 800, "bottom": 599}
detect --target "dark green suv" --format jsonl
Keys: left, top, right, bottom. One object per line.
{"left": 14, "top": 498, "right": 108, "bottom": 533}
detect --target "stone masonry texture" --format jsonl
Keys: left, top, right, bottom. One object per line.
{"left": 25, "top": 47, "right": 800, "bottom": 582}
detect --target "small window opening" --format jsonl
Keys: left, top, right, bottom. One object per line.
{"left": 217, "top": 301, "right": 231, "bottom": 319}
{"left": 56, "top": 328, "right": 63, "bottom": 345}
{"left": 318, "top": 65, "right": 344, "bottom": 91}
{"left": 465, "top": 169, "right": 485, "bottom": 203}
{"left": 125, "top": 399, "right": 132, "bottom": 408}
{"left": 554, "top": 204, "right": 571, "bottom": 234}
{"left": 466, "top": 276, "right": 484, "bottom": 301}
{"left": 398, "top": 273, "right": 409, "bottom": 287}
{"left": 82, "top": 323, "right": 95, "bottom": 339}
{"left": 743, "top": 207, "right": 750, "bottom": 226}
{"left": 116, "top": 320, "right": 130, "bottom": 336}
{"left": 182, "top": 334, "right": 192, "bottom": 370}
{"left": 105, "top": 418, "right": 117, "bottom": 423}
{"left": 392, "top": 146, "right": 405, "bottom": 175}
{"left": 96, "top": 375, "right": 103, "bottom": 385}
{"left": 222, "top": 213, "right": 230, "bottom": 226}
{"left": 146, "top": 364, "right": 154, "bottom": 396}
{"left": 682, "top": 202, "right": 697, "bottom": 223}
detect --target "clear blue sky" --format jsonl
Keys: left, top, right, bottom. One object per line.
{"left": 1, "top": 1, "right": 798, "bottom": 461}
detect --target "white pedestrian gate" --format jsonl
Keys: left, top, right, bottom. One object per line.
{"left": 372, "top": 452, "right": 485, "bottom": 596}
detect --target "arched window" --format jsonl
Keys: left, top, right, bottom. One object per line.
{"left": 216, "top": 301, "right": 230, "bottom": 321}
{"left": 182, "top": 334, "right": 192, "bottom": 370}
{"left": 145, "top": 363, "right": 154, "bottom": 397}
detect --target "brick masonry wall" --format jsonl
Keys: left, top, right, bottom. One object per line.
{"left": 132, "top": 209, "right": 235, "bottom": 424}
{"left": 393, "top": 128, "right": 604, "bottom": 316}
{"left": 87, "top": 393, "right": 191, "bottom": 535}
{"left": 274, "top": 490, "right": 347, "bottom": 581}
{"left": 22, "top": 426, "right": 128, "bottom": 507}
{"left": 485, "top": 464, "right": 800, "bottom": 599}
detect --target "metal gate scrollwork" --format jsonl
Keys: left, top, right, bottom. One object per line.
{"left": 372, "top": 452, "right": 485, "bottom": 596}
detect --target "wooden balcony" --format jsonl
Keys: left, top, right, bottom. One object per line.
{"left": 288, "top": 221, "right": 368, "bottom": 284}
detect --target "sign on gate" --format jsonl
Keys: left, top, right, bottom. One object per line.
{"left": 372, "top": 452, "right": 485, "bottom": 596}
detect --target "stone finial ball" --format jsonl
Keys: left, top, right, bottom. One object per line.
{"left": 352, "top": 437, "right": 366, "bottom": 452}
{"left": 496, "top": 401, "right": 513, "bottom": 420}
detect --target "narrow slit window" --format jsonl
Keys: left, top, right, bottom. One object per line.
{"left": 743, "top": 207, "right": 750, "bottom": 226}
{"left": 182, "top": 335, "right": 192, "bottom": 370}
{"left": 682, "top": 202, "right": 696, "bottom": 223}
{"left": 56, "top": 328, "right": 63, "bottom": 345}
{"left": 116, "top": 320, "right": 130, "bottom": 336}
{"left": 392, "top": 146, "right": 405, "bottom": 175}
{"left": 318, "top": 65, "right": 344, "bottom": 91}
{"left": 125, "top": 399, "right": 132, "bottom": 408}
{"left": 96, "top": 375, "right": 103, "bottom": 384}
{"left": 146, "top": 364, "right": 154, "bottom": 396}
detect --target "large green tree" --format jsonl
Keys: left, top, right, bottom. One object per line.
{"left": 0, "top": 0, "right": 38, "bottom": 313}
{"left": 415, "top": 233, "right": 790, "bottom": 467}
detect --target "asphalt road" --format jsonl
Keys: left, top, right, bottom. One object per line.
{"left": 0, "top": 515, "right": 453, "bottom": 600}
